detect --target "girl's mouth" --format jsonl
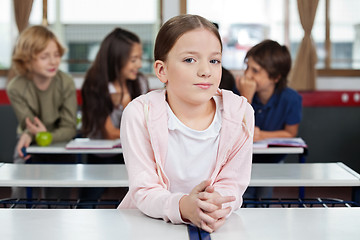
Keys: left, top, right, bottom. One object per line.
{"left": 195, "top": 83, "right": 212, "bottom": 89}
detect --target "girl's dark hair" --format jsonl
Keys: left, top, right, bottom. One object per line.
{"left": 245, "top": 39, "right": 291, "bottom": 91}
{"left": 81, "top": 28, "right": 143, "bottom": 137}
{"left": 154, "top": 14, "right": 222, "bottom": 62}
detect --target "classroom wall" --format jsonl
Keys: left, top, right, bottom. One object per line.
{"left": 0, "top": 105, "right": 18, "bottom": 163}
{"left": 285, "top": 106, "right": 360, "bottom": 174}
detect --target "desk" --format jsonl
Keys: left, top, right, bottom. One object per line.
{"left": 253, "top": 147, "right": 304, "bottom": 154}
{"left": 0, "top": 209, "right": 188, "bottom": 240}
{"left": 26, "top": 142, "right": 303, "bottom": 155}
{"left": 26, "top": 142, "right": 123, "bottom": 154}
{"left": 0, "top": 208, "right": 359, "bottom": 240}
{"left": 211, "top": 208, "right": 360, "bottom": 240}
{"left": 250, "top": 162, "right": 360, "bottom": 187}
{"left": 0, "top": 163, "right": 128, "bottom": 187}
{"left": 0, "top": 162, "right": 358, "bottom": 188}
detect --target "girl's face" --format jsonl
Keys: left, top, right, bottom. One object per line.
{"left": 30, "top": 40, "right": 61, "bottom": 81}
{"left": 244, "top": 57, "right": 278, "bottom": 93}
{"left": 122, "top": 43, "right": 143, "bottom": 80}
{"left": 158, "top": 28, "right": 222, "bottom": 107}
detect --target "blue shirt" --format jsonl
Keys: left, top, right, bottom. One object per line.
{"left": 252, "top": 87, "right": 302, "bottom": 163}
{"left": 252, "top": 87, "right": 302, "bottom": 130}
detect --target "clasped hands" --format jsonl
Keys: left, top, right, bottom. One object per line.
{"left": 179, "top": 179, "right": 235, "bottom": 233}
{"left": 16, "top": 117, "right": 47, "bottom": 159}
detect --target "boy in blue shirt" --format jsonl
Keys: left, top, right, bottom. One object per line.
{"left": 235, "top": 39, "right": 302, "bottom": 199}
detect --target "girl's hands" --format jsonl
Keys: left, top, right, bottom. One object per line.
{"left": 179, "top": 179, "right": 235, "bottom": 233}
{"left": 236, "top": 75, "right": 256, "bottom": 104}
{"left": 198, "top": 185, "right": 235, "bottom": 232}
{"left": 25, "top": 117, "right": 47, "bottom": 135}
{"left": 16, "top": 132, "right": 32, "bottom": 160}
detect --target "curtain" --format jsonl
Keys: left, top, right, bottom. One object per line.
{"left": 7, "top": 0, "right": 34, "bottom": 83}
{"left": 288, "top": 0, "right": 319, "bottom": 91}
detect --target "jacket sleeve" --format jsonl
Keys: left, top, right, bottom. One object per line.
{"left": 6, "top": 80, "right": 35, "bottom": 134}
{"left": 212, "top": 100, "right": 254, "bottom": 213}
{"left": 50, "top": 74, "right": 77, "bottom": 142}
{"left": 120, "top": 98, "right": 185, "bottom": 224}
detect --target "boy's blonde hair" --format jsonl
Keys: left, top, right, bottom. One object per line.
{"left": 12, "top": 25, "right": 65, "bottom": 78}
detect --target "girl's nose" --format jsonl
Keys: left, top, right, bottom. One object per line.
{"left": 197, "top": 62, "right": 211, "bottom": 78}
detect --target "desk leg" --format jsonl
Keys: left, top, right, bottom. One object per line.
{"left": 352, "top": 187, "right": 360, "bottom": 206}
{"left": 298, "top": 151, "right": 307, "bottom": 199}
{"left": 26, "top": 187, "right": 33, "bottom": 208}
{"left": 298, "top": 153, "right": 306, "bottom": 163}
{"left": 299, "top": 187, "right": 305, "bottom": 199}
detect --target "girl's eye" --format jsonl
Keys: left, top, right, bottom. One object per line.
{"left": 184, "top": 58, "right": 195, "bottom": 63}
{"left": 210, "top": 59, "right": 220, "bottom": 64}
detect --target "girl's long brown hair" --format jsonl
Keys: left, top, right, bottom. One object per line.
{"left": 81, "top": 28, "right": 144, "bottom": 137}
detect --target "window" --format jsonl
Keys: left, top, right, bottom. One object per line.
{"left": 0, "top": 0, "right": 159, "bottom": 74}
{"left": 0, "top": 0, "right": 13, "bottom": 70}
{"left": 188, "top": 0, "right": 285, "bottom": 70}
{"left": 187, "top": 0, "right": 360, "bottom": 72}
{"left": 329, "top": 0, "right": 360, "bottom": 69}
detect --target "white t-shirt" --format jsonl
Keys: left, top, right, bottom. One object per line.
{"left": 164, "top": 96, "right": 223, "bottom": 193}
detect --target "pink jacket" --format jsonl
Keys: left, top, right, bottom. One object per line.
{"left": 118, "top": 89, "right": 254, "bottom": 224}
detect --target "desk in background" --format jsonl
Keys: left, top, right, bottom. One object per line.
{"left": 26, "top": 142, "right": 123, "bottom": 154}
{"left": 26, "top": 141, "right": 306, "bottom": 161}
{"left": 0, "top": 162, "right": 358, "bottom": 188}
{"left": 0, "top": 208, "right": 359, "bottom": 240}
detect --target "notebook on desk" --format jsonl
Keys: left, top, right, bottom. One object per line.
{"left": 253, "top": 137, "right": 307, "bottom": 148}
{"left": 65, "top": 138, "right": 121, "bottom": 149}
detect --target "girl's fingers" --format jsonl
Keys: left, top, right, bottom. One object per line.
{"left": 192, "top": 179, "right": 211, "bottom": 194}
{"left": 204, "top": 185, "right": 214, "bottom": 193}
{"left": 197, "top": 198, "right": 218, "bottom": 213}
{"left": 208, "top": 217, "right": 226, "bottom": 232}
{"left": 212, "top": 195, "right": 236, "bottom": 205}
{"left": 198, "top": 209, "right": 216, "bottom": 225}
{"left": 200, "top": 221, "right": 214, "bottom": 233}
{"left": 207, "top": 207, "right": 232, "bottom": 220}
{"left": 199, "top": 210, "right": 229, "bottom": 233}
{"left": 198, "top": 192, "right": 236, "bottom": 205}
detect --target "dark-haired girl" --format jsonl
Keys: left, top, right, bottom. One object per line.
{"left": 80, "top": 28, "right": 149, "bottom": 203}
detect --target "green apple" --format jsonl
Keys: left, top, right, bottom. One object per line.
{"left": 35, "top": 131, "right": 53, "bottom": 146}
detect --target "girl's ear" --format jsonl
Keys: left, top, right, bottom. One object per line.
{"left": 154, "top": 60, "right": 168, "bottom": 84}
